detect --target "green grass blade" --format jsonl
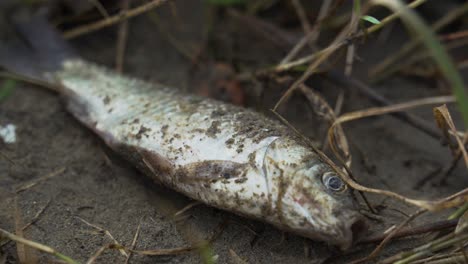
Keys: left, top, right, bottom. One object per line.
{"left": 0, "top": 79, "right": 16, "bottom": 102}
{"left": 362, "top": 15, "right": 380, "bottom": 25}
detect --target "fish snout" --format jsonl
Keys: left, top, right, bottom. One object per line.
{"left": 337, "top": 214, "right": 367, "bottom": 250}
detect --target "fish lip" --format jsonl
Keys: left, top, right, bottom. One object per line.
{"left": 296, "top": 211, "right": 366, "bottom": 250}
{"left": 336, "top": 214, "right": 367, "bottom": 251}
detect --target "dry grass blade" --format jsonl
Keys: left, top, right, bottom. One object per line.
{"left": 370, "top": 2, "right": 468, "bottom": 81}
{"left": 433, "top": 104, "right": 468, "bottom": 169}
{"left": 22, "top": 199, "right": 51, "bottom": 231}
{"left": 131, "top": 219, "right": 225, "bottom": 259}
{"left": 14, "top": 197, "right": 37, "bottom": 264}
{"left": 328, "top": 95, "right": 455, "bottom": 162}
{"left": 0, "top": 252, "right": 6, "bottom": 264}
{"left": 131, "top": 245, "right": 195, "bottom": 256}
{"left": 86, "top": 245, "right": 110, "bottom": 264}
{"left": 299, "top": 84, "right": 350, "bottom": 166}
{"left": 64, "top": 0, "right": 169, "bottom": 39}
{"left": 124, "top": 221, "right": 141, "bottom": 264}
{"left": 116, "top": 0, "right": 130, "bottom": 73}
{"left": 361, "top": 218, "right": 458, "bottom": 243}
{"left": 351, "top": 209, "right": 426, "bottom": 264}
{"left": 86, "top": 244, "right": 124, "bottom": 264}
{"left": 229, "top": 249, "right": 248, "bottom": 264}
{"left": 455, "top": 210, "right": 468, "bottom": 235}
{"left": 370, "top": 0, "right": 468, "bottom": 126}
{"left": 76, "top": 217, "right": 128, "bottom": 257}
{"left": 173, "top": 201, "right": 202, "bottom": 218}
{"left": 275, "top": 0, "right": 427, "bottom": 73}
{"left": 15, "top": 167, "right": 65, "bottom": 193}
{"left": 324, "top": 95, "right": 468, "bottom": 210}
{"left": 273, "top": 104, "right": 467, "bottom": 211}
{"left": 0, "top": 228, "right": 79, "bottom": 264}
{"left": 0, "top": 150, "right": 14, "bottom": 165}
{"left": 291, "top": 0, "right": 313, "bottom": 47}
{"left": 382, "top": 231, "right": 468, "bottom": 263}
{"left": 279, "top": 0, "right": 332, "bottom": 65}
{"left": 88, "top": 0, "right": 110, "bottom": 18}
{"left": 272, "top": 3, "right": 361, "bottom": 110}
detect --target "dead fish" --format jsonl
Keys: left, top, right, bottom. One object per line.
{"left": 0, "top": 14, "right": 364, "bottom": 250}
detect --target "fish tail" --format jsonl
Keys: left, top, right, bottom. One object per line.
{"left": 0, "top": 12, "right": 78, "bottom": 90}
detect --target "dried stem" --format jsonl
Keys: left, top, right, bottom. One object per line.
{"left": 0, "top": 228, "right": 79, "bottom": 264}
{"left": 64, "top": 0, "right": 169, "bottom": 39}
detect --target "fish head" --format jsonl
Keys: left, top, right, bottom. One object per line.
{"left": 262, "top": 137, "right": 365, "bottom": 250}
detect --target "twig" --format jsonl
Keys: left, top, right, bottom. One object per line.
{"left": 291, "top": 0, "right": 313, "bottom": 47}
{"left": 226, "top": 9, "right": 296, "bottom": 50}
{"left": 76, "top": 217, "right": 128, "bottom": 257}
{"left": 64, "top": 0, "right": 170, "bottom": 39}
{"left": 88, "top": 0, "right": 110, "bottom": 18}
{"left": 299, "top": 84, "right": 351, "bottom": 165}
{"left": 326, "top": 70, "right": 443, "bottom": 140}
{"left": 86, "top": 244, "right": 124, "bottom": 264}
{"left": 174, "top": 201, "right": 202, "bottom": 218}
{"left": 131, "top": 219, "right": 227, "bottom": 256}
{"left": 344, "top": 1, "right": 360, "bottom": 76}
{"left": 351, "top": 209, "right": 426, "bottom": 264}
{"left": 21, "top": 199, "right": 51, "bottom": 231}
{"left": 0, "top": 151, "right": 14, "bottom": 165}
{"left": 229, "top": 249, "right": 248, "bottom": 264}
{"left": 344, "top": 44, "right": 356, "bottom": 76}
{"left": 440, "top": 29, "right": 468, "bottom": 41}
{"left": 146, "top": 12, "right": 196, "bottom": 61}
{"left": 276, "top": 0, "right": 428, "bottom": 73}
{"left": 370, "top": 1, "right": 468, "bottom": 81}
{"left": 383, "top": 232, "right": 468, "bottom": 263}
{"left": 14, "top": 197, "right": 36, "bottom": 263}
{"left": 115, "top": 0, "right": 130, "bottom": 73}
{"left": 15, "top": 168, "right": 66, "bottom": 193}
{"left": 273, "top": 9, "right": 361, "bottom": 110}
{"left": 279, "top": 0, "right": 332, "bottom": 65}
{"left": 124, "top": 221, "right": 141, "bottom": 264}
{"left": 361, "top": 218, "right": 458, "bottom": 243}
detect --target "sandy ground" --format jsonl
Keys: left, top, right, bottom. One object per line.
{"left": 1, "top": 1, "right": 467, "bottom": 263}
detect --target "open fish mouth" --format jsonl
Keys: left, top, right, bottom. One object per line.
{"left": 337, "top": 216, "right": 367, "bottom": 250}
{"left": 292, "top": 210, "right": 366, "bottom": 250}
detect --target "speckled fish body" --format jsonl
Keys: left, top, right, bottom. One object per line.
{"left": 45, "top": 59, "right": 364, "bottom": 249}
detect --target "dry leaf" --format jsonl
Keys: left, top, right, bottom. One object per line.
{"left": 433, "top": 104, "right": 468, "bottom": 169}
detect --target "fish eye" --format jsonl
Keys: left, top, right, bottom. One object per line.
{"left": 322, "top": 172, "right": 346, "bottom": 192}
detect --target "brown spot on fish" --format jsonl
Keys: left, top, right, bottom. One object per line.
{"left": 225, "top": 138, "right": 235, "bottom": 147}
{"left": 236, "top": 144, "right": 244, "bottom": 153}
{"left": 135, "top": 125, "right": 151, "bottom": 139}
{"left": 176, "top": 160, "right": 247, "bottom": 183}
{"left": 103, "top": 95, "right": 111, "bottom": 105}
{"left": 275, "top": 166, "right": 287, "bottom": 226}
{"left": 210, "top": 110, "right": 226, "bottom": 118}
{"left": 111, "top": 144, "right": 174, "bottom": 186}
{"left": 160, "top": 125, "right": 169, "bottom": 138}
{"left": 248, "top": 152, "right": 256, "bottom": 167}
{"left": 190, "top": 128, "right": 205, "bottom": 134}
{"left": 206, "top": 121, "right": 221, "bottom": 138}
{"left": 232, "top": 112, "right": 291, "bottom": 143}
{"left": 234, "top": 178, "right": 248, "bottom": 184}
